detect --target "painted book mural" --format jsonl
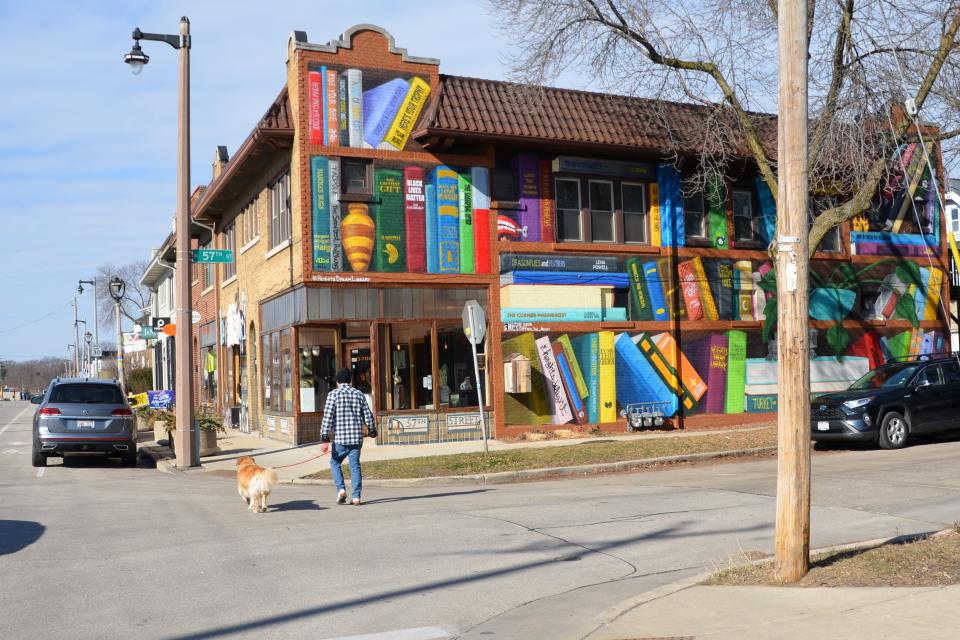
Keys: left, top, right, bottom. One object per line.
{"left": 500, "top": 250, "right": 949, "bottom": 426}
{"left": 308, "top": 66, "right": 431, "bottom": 151}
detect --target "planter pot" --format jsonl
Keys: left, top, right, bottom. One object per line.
{"left": 153, "top": 420, "right": 172, "bottom": 445}
{"left": 809, "top": 287, "right": 856, "bottom": 322}
{"left": 199, "top": 429, "right": 219, "bottom": 456}
{"left": 136, "top": 415, "right": 154, "bottom": 433}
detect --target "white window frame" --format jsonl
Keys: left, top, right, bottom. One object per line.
{"left": 588, "top": 179, "right": 615, "bottom": 243}
{"left": 622, "top": 181, "right": 649, "bottom": 244}
{"left": 555, "top": 177, "right": 583, "bottom": 242}
{"left": 732, "top": 189, "right": 756, "bottom": 242}
{"left": 270, "top": 171, "right": 291, "bottom": 249}
{"left": 683, "top": 189, "right": 707, "bottom": 239}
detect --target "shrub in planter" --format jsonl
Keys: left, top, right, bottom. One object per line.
{"left": 197, "top": 405, "right": 224, "bottom": 456}
{"left": 152, "top": 410, "right": 176, "bottom": 445}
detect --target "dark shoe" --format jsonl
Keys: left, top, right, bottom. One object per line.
{"left": 336, "top": 489, "right": 347, "bottom": 505}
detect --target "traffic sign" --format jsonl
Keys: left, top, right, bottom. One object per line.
{"left": 191, "top": 249, "right": 234, "bottom": 263}
{"left": 90, "top": 344, "right": 103, "bottom": 358}
{"left": 151, "top": 317, "right": 171, "bottom": 329}
{"left": 462, "top": 300, "right": 486, "bottom": 345}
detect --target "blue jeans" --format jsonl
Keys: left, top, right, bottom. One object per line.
{"left": 329, "top": 443, "right": 362, "bottom": 499}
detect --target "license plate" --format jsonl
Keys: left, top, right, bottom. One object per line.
{"left": 817, "top": 421, "right": 830, "bottom": 431}
{"left": 77, "top": 420, "right": 95, "bottom": 428}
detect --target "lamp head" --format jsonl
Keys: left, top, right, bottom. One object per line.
{"left": 77, "top": 282, "right": 84, "bottom": 294}
{"left": 109, "top": 277, "right": 125, "bottom": 301}
{"left": 124, "top": 41, "right": 149, "bottom": 75}
{"left": 85, "top": 332, "right": 93, "bottom": 344}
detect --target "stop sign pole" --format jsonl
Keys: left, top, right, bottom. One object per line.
{"left": 463, "top": 300, "right": 488, "bottom": 453}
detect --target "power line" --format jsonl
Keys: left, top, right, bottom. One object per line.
{"left": 0, "top": 300, "right": 73, "bottom": 334}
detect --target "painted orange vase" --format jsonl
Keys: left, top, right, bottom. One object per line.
{"left": 341, "top": 203, "right": 376, "bottom": 272}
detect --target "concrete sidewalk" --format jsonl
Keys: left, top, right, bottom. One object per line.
{"left": 144, "top": 424, "right": 773, "bottom": 482}
{"left": 588, "top": 579, "right": 960, "bottom": 639}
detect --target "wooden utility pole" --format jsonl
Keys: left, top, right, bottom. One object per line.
{"left": 774, "top": 0, "right": 811, "bottom": 582}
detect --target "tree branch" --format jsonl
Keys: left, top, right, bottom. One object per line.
{"left": 809, "top": 0, "right": 853, "bottom": 171}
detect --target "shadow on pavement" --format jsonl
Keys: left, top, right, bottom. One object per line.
{"left": 269, "top": 499, "right": 325, "bottom": 512}
{"left": 363, "top": 489, "right": 495, "bottom": 504}
{"left": 0, "top": 520, "right": 45, "bottom": 556}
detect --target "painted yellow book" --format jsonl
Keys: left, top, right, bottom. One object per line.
{"left": 384, "top": 76, "right": 431, "bottom": 151}
{"left": 691, "top": 257, "right": 719, "bottom": 321}
{"left": 648, "top": 183, "right": 661, "bottom": 247}
{"left": 598, "top": 331, "right": 617, "bottom": 423}
{"left": 923, "top": 267, "right": 942, "bottom": 321}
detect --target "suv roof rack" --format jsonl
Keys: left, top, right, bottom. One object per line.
{"left": 883, "top": 352, "right": 957, "bottom": 363}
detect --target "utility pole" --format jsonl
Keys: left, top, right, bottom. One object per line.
{"left": 774, "top": 0, "right": 811, "bottom": 582}
{"left": 73, "top": 298, "right": 81, "bottom": 376}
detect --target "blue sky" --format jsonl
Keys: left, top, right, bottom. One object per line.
{"left": 0, "top": 0, "right": 593, "bottom": 362}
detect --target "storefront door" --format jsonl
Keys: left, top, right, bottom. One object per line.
{"left": 342, "top": 341, "right": 372, "bottom": 397}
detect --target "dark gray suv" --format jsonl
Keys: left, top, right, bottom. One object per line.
{"left": 31, "top": 378, "right": 137, "bottom": 467}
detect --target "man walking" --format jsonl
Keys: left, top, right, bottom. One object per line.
{"left": 320, "top": 367, "right": 377, "bottom": 505}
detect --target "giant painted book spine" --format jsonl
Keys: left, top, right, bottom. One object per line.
{"left": 706, "top": 174, "right": 728, "bottom": 249}
{"left": 425, "top": 182, "right": 439, "bottom": 273}
{"left": 435, "top": 166, "right": 460, "bottom": 273}
{"left": 724, "top": 330, "right": 747, "bottom": 414}
{"left": 501, "top": 308, "right": 605, "bottom": 322}
{"left": 310, "top": 156, "right": 331, "bottom": 270}
{"left": 308, "top": 71, "right": 323, "bottom": 145}
{"left": 634, "top": 334, "right": 697, "bottom": 413}
{"left": 536, "top": 336, "right": 574, "bottom": 424}
{"left": 338, "top": 74, "right": 349, "bottom": 145}
{"left": 626, "top": 257, "right": 653, "bottom": 321}
{"left": 502, "top": 332, "right": 552, "bottom": 424}
{"left": 471, "top": 167, "right": 492, "bottom": 274}
{"left": 553, "top": 343, "right": 587, "bottom": 424}
{"left": 325, "top": 68, "right": 339, "bottom": 147}
{"left": 688, "top": 334, "right": 728, "bottom": 414}
{"left": 320, "top": 66, "right": 329, "bottom": 146}
{"left": 657, "top": 257, "right": 684, "bottom": 320}
{"left": 705, "top": 259, "right": 735, "bottom": 321}
{"left": 755, "top": 177, "right": 776, "bottom": 245}
{"left": 329, "top": 158, "right": 343, "bottom": 271}
{"left": 692, "top": 257, "right": 719, "bottom": 320}
{"left": 458, "top": 172, "right": 475, "bottom": 274}
{"left": 346, "top": 68, "right": 363, "bottom": 148}
{"left": 538, "top": 160, "right": 555, "bottom": 242}
{"left": 648, "top": 183, "right": 661, "bottom": 247}
{"left": 556, "top": 334, "right": 588, "bottom": 399}
{"left": 651, "top": 332, "right": 707, "bottom": 404}
{"left": 614, "top": 333, "right": 678, "bottom": 417}
{"left": 657, "top": 164, "right": 684, "bottom": 246}
{"left": 363, "top": 78, "right": 409, "bottom": 149}
{"left": 404, "top": 167, "right": 427, "bottom": 273}
{"left": 571, "top": 333, "right": 600, "bottom": 424}
{"left": 643, "top": 261, "right": 669, "bottom": 321}
{"left": 517, "top": 155, "right": 542, "bottom": 242}
{"left": 385, "top": 76, "right": 431, "bottom": 151}
{"left": 499, "top": 254, "right": 621, "bottom": 272}
{"left": 924, "top": 266, "right": 942, "bottom": 320}
{"left": 373, "top": 168, "right": 405, "bottom": 272}
{"left": 677, "top": 259, "right": 705, "bottom": 320}
{"left": 598, "top": 331, "right": 617, "bottom": 423}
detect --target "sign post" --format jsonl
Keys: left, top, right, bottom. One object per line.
{"left": 462, "top": 300, "right": 488, "bottom": 453}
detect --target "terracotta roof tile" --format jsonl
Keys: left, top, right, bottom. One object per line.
{"left": 420, "top": 75, "right": 777, "bottom": 158}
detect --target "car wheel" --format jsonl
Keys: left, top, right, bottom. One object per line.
{"left": 32, "top": 447, "right": 47, "bottom": 467}
{"left": 879, "top": 411, "right": 909, "bottom": 449}
{"left": 121, "top": 448, "right": 138, "bottom": 468}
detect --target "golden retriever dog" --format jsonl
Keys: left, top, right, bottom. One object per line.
{"left": 236, "top": 455, "right": 279, "bottom": 513}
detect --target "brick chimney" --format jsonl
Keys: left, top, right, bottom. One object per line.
{"left": 212, "top": 145, "right": 229, "bottom": 181}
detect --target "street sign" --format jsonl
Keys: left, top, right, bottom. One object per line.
{"left": 162, "top": 324, "right": 177, "bottom": 337}
{"left": 90, "top": 344, "right": 103, "bottom": 358}
{"left": 151, "top": 317, "right": 171, "bottom": 329}
{"left": 139, "top": 327, "right": 158, "bottom": 340}
{"left": 191, "top": 249, "right": 234, "bottom": 263}
{"left": 462, "top": 300, "right": 486, "bottom": 345}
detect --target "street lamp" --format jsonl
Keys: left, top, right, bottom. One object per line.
{"left": 76, "top": 319, "right": 88, "bottom": 375}
{"left": 78, "top": 279, "right": 99, "bottom": 374}
{"left": 109, "top": 277, "right": 127, "bottom": 394}
{"left": 124, "top": 16, "right": 195, "bottom": 467}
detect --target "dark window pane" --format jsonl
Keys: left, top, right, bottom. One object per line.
{"left": 622, "top": 183, "right": 645, "bottom": 213}
{"left": 556, "top": 179, "right": 580, "bottom": 210}
{"left": 50, "top": 384, "right": 123, "bottom": 404}
{"left": 591, "top": 211, "right": 614, "bottom": 242}
{"left": 624, "top": 214, "right": 647, "bottom": 243}
{"left": 589, "top": 181, "right": 613, "bottom": 212}
{"left": 492, "top": 168, "right": 519, "bottom": 201}
{"left": 558, "top": 210, "right": 582, "bottom": 241}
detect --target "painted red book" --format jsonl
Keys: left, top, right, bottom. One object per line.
{"left": 325, "top": 69, "right": 339, "bottom": 147}
{"left": 308, "top": 71, "right": 323, "bottom": 145}
{"left": 404, "top": 167, "right": 427, "bottom": 273}
{"left": 848, "top": 331, "right": 884, "bottom": 370}
{"left": 677, "top": 259, "right": 705, "bottom": 321}
{"left": 471, "top": 167, "right": 491, "bottom": 274}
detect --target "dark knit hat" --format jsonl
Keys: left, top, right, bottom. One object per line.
{"left": 335, "top": 367, "right": 353, "bottom": 384}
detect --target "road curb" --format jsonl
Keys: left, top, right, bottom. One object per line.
{"left": 285, "top": 446, "right": 778, "bottom": 487}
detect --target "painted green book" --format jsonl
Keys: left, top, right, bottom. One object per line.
{"left": 706, "top": 174, "right": 728, "bottom": 249}
{"left": 556, "top": 334, "right": 588, "bottom": 399}
{"left": 373, "top": 168, "right": 405, "bottom": 272}
{"left": 502, "top": 332, "right": 552, "bottom": 425}
{"left": 626, "top": 256, "right": 653, "bottom": 321}
{"left": 571, "top": 333, "right": 600, "bottom": 424}
{"left": 724, "top": 330, "right": 747, "bottom": 413}
{"left": 458, "top": 172, "right": 475, "bottom": 274}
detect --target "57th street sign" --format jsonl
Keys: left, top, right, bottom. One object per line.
{"left": 191, "top": 249, "right": 234, "bottom": 263}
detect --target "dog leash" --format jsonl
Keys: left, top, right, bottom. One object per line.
{"left": 270, "top": 448, "right": 330, "bottom": 470}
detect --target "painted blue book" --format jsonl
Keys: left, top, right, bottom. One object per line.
{"left": 362, "top": 78, "right": 409, "bottom": 149}
{"left": 425, "top": 182, "right": 439, "bottom": 273}
{"left": 915, "top": 267, "right": 930, "bottom": 320}
{"left": 310, "top": 156, "right": 331, "bottom": 270}
{"left": 434, "top": 166, "right": 460, "bottom": 273}
{"left": 614, "top": 333, "right": 678, "bottom": 417}
{"left": 755, "top": 176, "right": 776, "bottom": 246}
{"left": 921, "top": 331, "right": 934, "bottom": 356}
{"left": 643, "top": 261, "right": 669, "bottom": 321}
{"left": 501, "top": 308, "right": 604, "bottom": 322}
{"left": 851, "top": 232, "right": 937, "bottom": 246}
{"left": 499, "top": 271, "right": 631, "bottom": 287}
{"left": 879, "top": 336, "right": 893, "bottom": 363}
{"left": 554, "top": 343, "right": 588, "bottom": 424}
{"left": 320, "top": 66, "right": 329, "bottom": 146}
{"left": 656, "top": 164, "right": 684, "bottom": 247}
{"left": 571, "top": 333, "right": 600, "bottom": 423}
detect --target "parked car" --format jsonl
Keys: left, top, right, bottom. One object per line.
{"left": 811, "top": 357, "right": 960, "bottom": 449}
{"left": 31, "top": 378, "right": 136, "bottom": 467}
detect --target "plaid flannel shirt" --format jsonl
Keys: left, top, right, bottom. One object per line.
{"left": 320, "top": 384, "right": 375, "bottom": 446}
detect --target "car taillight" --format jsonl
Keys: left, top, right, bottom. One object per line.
{"left": 39, "top": 407, "right": 61, "bottom": 416}
{"left": 112, "top": 408, "right": 134, "bottom": 416}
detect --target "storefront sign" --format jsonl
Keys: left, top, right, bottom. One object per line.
{"left": 552, "top": 156, "right": 654, "bottom": 180}
{"left": 147, "top": 390, "right": 175, "bottom": 409}
{"left": 266, "top": 416, "right": 276, "bottom": 432}
{"left": 446, "top": 413, "right": 482, "bottom": 432}
{"left": 280, "top": 418, "right": 290, "bottom": 435}
{"left": 310, "top": 274, "right": 371, "bottom": 283}
{"left": 388, "top": 415, "right": 430, "bottom": 434}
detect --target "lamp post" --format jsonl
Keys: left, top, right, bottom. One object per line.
{"left": 76, "top": 319, "right": 88, "bottom": 375}
{"left": 84, "top": 331, "right": 93, "bottom": 376}
{"left": 78, "top": 279, "right": 99, "bottom": 374}
{"left": 109, "top": 277, "right": 127, "bottom": 394}
{"left": 124, "top": 16, "right": 195, "bottom": 467}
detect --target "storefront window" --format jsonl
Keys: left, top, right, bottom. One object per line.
{"left": 200, "top": 346, "right": 217, "bottom": 404}
{"left": 281, "top": 328, "right": 293, "bottom": 413}
{"left": 437, "top": 326, "right": 487, "bottom": 408}
{"left": 262, "top": 334, "right": 271, "bottom": 410}
{"left": 299, "top": 328, "right": 336, "bottom": 413}
{"left": 271, "top": 332, "right": 281, "bottom": 412}
{"left": 380, "top": 323, "right": 433, "bottom": 410}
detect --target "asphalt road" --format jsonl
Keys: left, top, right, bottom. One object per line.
{"left": 2, "top": 399, "right": 959, "bottom": 640}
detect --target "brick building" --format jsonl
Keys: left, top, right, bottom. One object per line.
{"left": 140, "top": 24, "right": 951, "bottom": 446}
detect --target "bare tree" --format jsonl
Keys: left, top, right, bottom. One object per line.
{"left": 1, "top": 357, "right": 71, "bottom": 393}
{"left": 92, "top": 260, "right": 152, "bottom": 331}
{"left": 487, "top": 0, "right": 960, "bottom": 256}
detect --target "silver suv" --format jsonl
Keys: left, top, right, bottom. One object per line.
{"left": 31, "top": 378, "right": 136, "bottom": 467}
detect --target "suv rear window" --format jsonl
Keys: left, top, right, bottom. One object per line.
{"left": 49, "top": 384, "right": 124, "bottom": 404}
